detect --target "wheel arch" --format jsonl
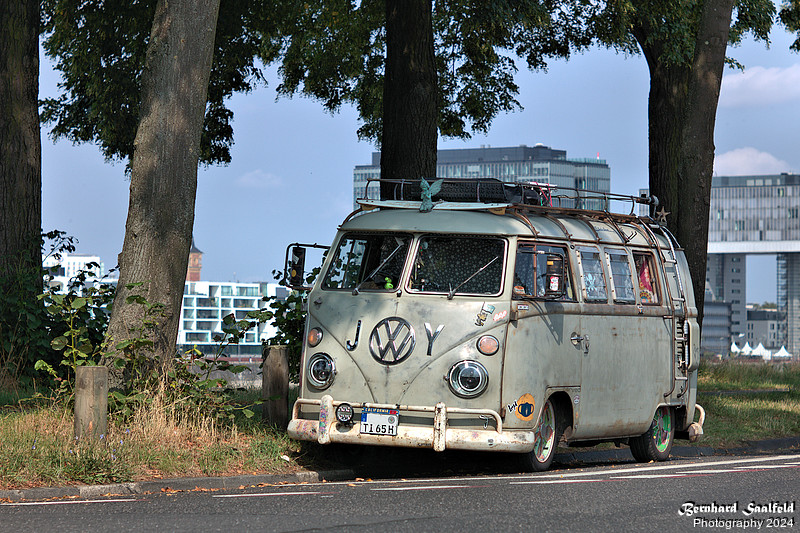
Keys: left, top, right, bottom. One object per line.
{"left": 546, "top": 390, "right": 574, "bottom": 442}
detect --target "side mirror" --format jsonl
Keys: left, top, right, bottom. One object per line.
{"left": 283, "top": 243, "right": 329, "bottom": 291}
{"left": 543, "top": 253, "right": 565, "bottom": 299}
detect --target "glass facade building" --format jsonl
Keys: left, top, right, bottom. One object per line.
{"left": 178, "top": 281, "right": 289, "bottom": 360}
{"left": 353, "top": 144, "right": 611, "bottom": 208}
{"left": 706, "top": 173, "right": 800, "bottom": 355}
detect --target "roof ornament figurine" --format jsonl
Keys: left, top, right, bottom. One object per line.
{"left": 419, "top": 178, "right": 443, "bottom": 213}
{"left": 655, "top": 207, "right": 670, "bottom": 225}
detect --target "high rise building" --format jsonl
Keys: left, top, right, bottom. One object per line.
{"left": 353, "top": 144, "right": 611, "bottom": 208}
{"left": 639, "top": 173, "right": 799, "bottom": 355}
{"left": 707, "top": 173, "right": 800, "bottom": 353}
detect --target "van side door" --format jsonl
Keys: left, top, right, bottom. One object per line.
{"left": 502, "top": 242, "right": 581, "bottom": 430}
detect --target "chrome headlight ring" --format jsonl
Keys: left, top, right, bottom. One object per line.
{"left": 447, "top": 360, "right": 489, "bottom": 398}
{"left": 307, "top": 352, "right": 336, "bottom": 390}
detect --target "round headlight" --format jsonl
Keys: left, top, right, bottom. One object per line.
{"left": 477, "top": 335, "right": 499, "bottom": 355}
{"left": 307, "top": 327, "right": 323, "bottom": 347}
{"left": 447, "top": 360, "right": 489, "bottom": 398}
{"left": 307, "top": 353, "right": 335, "bottom": 389}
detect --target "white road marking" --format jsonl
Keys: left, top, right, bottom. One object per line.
{"left": 512, "top": 479, "right": 607, "bottom": 484}
{"left": 372, "top": 485, "right": 470, "bottom": 491}
{"left": 4, "top": 499, "right": 138, "bottom": 506}
{"left": 609, "top": 474, "right": 690, "bottom": 479}
{"left": 508, "top": 454, "right": 800, "bottom": 484}
{"left": 677, "top": 469, "right": 741, "bottom": 474}
{"left": 734, "top": 464, "right": 800, "bottom": 469}
{"left": 213, "top": 491, "right": 326, "bottom": 498}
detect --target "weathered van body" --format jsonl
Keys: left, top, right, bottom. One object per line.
{"left": 287, "top": 181, "right": 704, "bottom": 470}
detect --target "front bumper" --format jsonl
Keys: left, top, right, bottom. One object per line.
{"left": 288, "top": 395, "right": 536, "bottom": 453}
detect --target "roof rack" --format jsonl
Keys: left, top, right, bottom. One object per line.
{"left": 362, "top": 178, "right": 658, "bottom": 217}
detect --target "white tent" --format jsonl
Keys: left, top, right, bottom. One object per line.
{"left": 740, "top": 342, "right": 753, "bottom": 356}
{"left": 730, "top": 342, "right": 741, "bottom": 354}
{"left": 773, "top": 346, "right": 793, "bottom": 359}
{"left": 752, "top": 343, "right": 772, "bottom": 361}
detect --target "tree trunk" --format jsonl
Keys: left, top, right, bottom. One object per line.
{"left": 677, "top": 0, "right": 735, "bottom": 326}
{"left": 104, "top": 0, "right": 221, "bottom": 388}
{"left": 634, "top": 0, "right": 734, "bottom": 328}
{"left": 0, "top": 0, "right": 42, "bottom": 292}
{"left": 380, "top": 0, "right": 437, "bottom": 200}
{"left": 0, "top": 0, "right": 42, "bottom": 387}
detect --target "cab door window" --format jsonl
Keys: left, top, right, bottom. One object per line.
{"left": 513, "top": 244, "right": 573, "bottom": 300}
{"left": 606, "top": 249, "right": 636, "bottom": 303}
{"left": 633, "top": 252, "right": 660, "bottom": 304}
{"left": 323, "top": 233, "right": 411, "bottom": 291}
{"left": 578, "top": 247, "right": 608, "bottom": 302}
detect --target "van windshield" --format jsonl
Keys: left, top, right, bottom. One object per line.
{"left": 409, "top": 236, "right": 505, "bottom": 296}
{"left": 323, "top": 233, "right": 411, "bottom": 291}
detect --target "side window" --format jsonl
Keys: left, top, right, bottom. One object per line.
{"left": 633, "top": 252, "right": 660, "bottom": 305}
{"left": 606, "top": 249, "right": 636, "bottom": 303}
{"left": 578, "top": 248, "right": 607, "bottom": 302}
{"left": 513, "top": 244, "right": 573, "bottom": 300}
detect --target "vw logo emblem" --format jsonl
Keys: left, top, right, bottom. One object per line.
{"left": 369, "top": 317, "right": 416, "bottom": 365}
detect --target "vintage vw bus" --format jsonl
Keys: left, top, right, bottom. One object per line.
{"left": 286, "top": 179, "right": 705, "bottom": 471}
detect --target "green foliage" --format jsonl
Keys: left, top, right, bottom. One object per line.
{"left": 0, "top": 230, "right": 79, "bottom": 389}
{"left": 780, "top": 0, "right": 800, "bottom": 52}
{"left": 594, "top": 0, "right": 776, "bottom": 68}
{"left": 263, "top": 268, "right": 320, "bottom": 381}
{"left": 35, "top": 267, "right": 117, "bottom": 396}
{"left": 264, "top": 0, "right": 600, "bottom": 141}
{"left": 105, "top": 285, "right": 266, "bottom": 424}
{"left": 40, "top": 0, "right": 268, "bottom": 167}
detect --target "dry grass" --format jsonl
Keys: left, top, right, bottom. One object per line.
{"left": 0, "top": 389, "right": 303, "bottom": 490}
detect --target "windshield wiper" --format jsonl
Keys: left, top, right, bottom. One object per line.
{"left": 352, "top": 238, "right": 405, "bottom": 295}
{"left": 447, "top": 256, "right": 499, "bottom": 300}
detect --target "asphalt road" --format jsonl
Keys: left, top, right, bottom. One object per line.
{"left": 3, "top": 452, "right": 798, "bottom": 532}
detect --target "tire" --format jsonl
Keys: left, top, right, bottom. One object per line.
{"left": 630, "top": 406, "right": 674, "bottom": 462}
{"left": 520, "top": 398, "right": 559, "bottom": 472}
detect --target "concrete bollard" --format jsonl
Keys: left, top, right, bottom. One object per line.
{"left": 262, "top": 345, "right": 289, "bottom": 429}
{"left": 74, "top": 365, "right": 108, "bottom": 440}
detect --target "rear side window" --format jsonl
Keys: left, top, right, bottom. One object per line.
{"left": 633, "top": 252, "right": 660, "bottom": 304}
{"left": 578, "top": 248, "right": 607, "bottom": 302}
{"left": 606, "top": 249, "right": 635, "bottom": 303}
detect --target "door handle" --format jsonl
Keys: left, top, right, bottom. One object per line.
{"left": 570, "top": 332, "right": 590, "bottom": 354}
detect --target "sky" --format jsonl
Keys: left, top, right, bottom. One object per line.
{"left": 40, "top": 26, "right": 800, "bottom": 305}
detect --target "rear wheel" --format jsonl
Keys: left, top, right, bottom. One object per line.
{"left": 630, "top": 406, "right": 674, "bottom": 462}
{"left": 520, "top": 398, "right": 559, "bottom": 472}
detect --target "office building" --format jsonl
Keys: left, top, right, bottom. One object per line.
{"left": 353, "top": 144, "right": 611, "bottom": 208}
{"left": 707, "top": 173, "right": 800, "bottom": 354}
{"left": 178, "top": 281, "right": 288, "bottom": 361}
{"left": 746, "top": 307, "right": 784, "bottom": 350}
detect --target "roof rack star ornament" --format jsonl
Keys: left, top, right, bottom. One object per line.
{"left": 655, "top": 207, "right": 671, "bottom": 225}
{"left": 419, "top": 178, "right": 443, "bottom": 212}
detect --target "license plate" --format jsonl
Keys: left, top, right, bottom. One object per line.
{"left": 360, "top": 407, "right": 399, "bottom": 436}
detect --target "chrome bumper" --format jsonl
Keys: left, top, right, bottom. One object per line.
{"left": 287, "top": 395, "right": 536, "bottom": 453}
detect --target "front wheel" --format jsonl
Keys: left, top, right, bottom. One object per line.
{"left": 630, "top": 406, "right": 674, "bottom": 462}
{"left": 520, "top": 398, "right": 559, "bottom": 472}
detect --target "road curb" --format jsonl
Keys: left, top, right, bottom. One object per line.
{"left": 3, "top": 437, "right": 799, "bottom": 502}
{"left": 0, "top": 469, "right": 355, "bottom": 503}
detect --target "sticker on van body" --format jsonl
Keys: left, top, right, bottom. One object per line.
{"left": 507, "top": 393, "right": 536, "bottom": 421}
{"left": 475, "top": 303, "right": 495, "bottom": 326}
